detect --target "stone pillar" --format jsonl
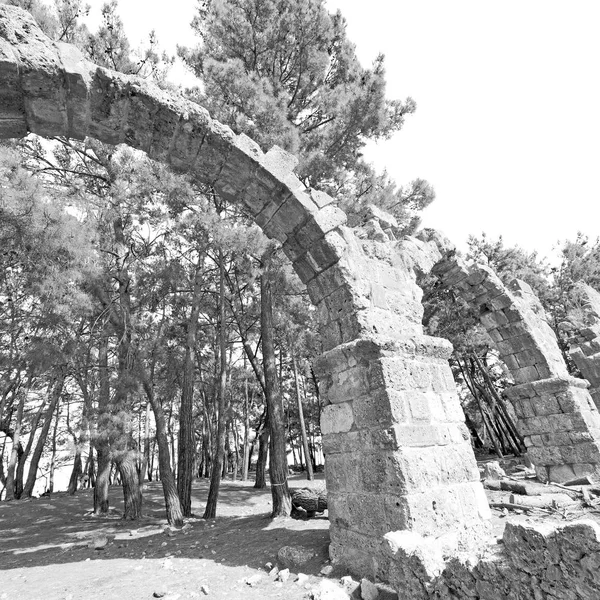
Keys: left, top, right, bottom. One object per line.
{"left": 431, "top": 249, "right": 600, "bottom": 482}
{"left": 505, "top": 377, "right": 600, "bottom": 481}
{"left": 316, "top": 334, "right": 489, "bottom": 576}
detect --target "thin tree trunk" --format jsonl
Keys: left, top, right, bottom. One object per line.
{"left": 5, "top": 391, "right": 25, "bottom": 500}
{"left": 68, "top": 449, "right": 83, "bottom": 495}
{"left": 261, "top": 252, "right": 292, "bottom": 517}
{"left": 15, "top": 390, "right": 48, "bottom": 499}
{"left": 178, "top": 265, "right": 203, "bottom": 517}
{"left": 93, "top": 329, "right": 111, "bottom": 513}
{"left": 142, "top": 401, "right": 151, "bottom": 483}
{"left": 141, "top": 378, "right": 183, "bottom": 526}
{"left": 254, "top": 423, "right": 269, "bottom": 489}
{"left": 292, "top": 353, "right": 314, "bottom": 481}
{"left": 203, "top": 247, "right": 229, "bottom": 519}
{"left": 22, "top": 370, "right": 66, "bottom": 498}
{"left": 48, "top": 400, "right": 61, "bottom": 493}
{"left": 242, "top": 373, "right": 250, "bottom": 481}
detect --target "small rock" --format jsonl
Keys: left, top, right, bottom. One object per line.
{"left": 265, "top": 562, "right": 274, "bottom": 570}
{"left": 245, "top": 574, "right": 263, "bottom": 587}
{"left": 161, "top": 542, "right": 168, "bottom": 547}
{"left": 296, "top": 573, "right": 309, "bottom": 585}
{"left": 360, "top": 578, "right": 379, "bottom": 600}
{"left": 162, "top": 558, "right": 174, "bottom": 570}
{"left": 269, "top": 566, "right": 279, "bottom": 578}
{"left": 277, "top": 568, "right": 290, "bottom": 583}
{"left": 340, "top": 576, "right": 360, "bottom": 595}
{"left": 89, "top": 535, "right": 109, "bottom": 550}
{"left": 182, "top": 523, "right": 193, "bottom": 532}
{"left": 310, "top": 580, "right": 350, "bottom": 600}
{"left": 481, "top": 461, "right": 505, "bottom": 480}
{"left": 277, "top": 545, "right": 315, "bottom": 569}
{"left": 153, "top": 591, "right": 167, "bottom": 598}
{"left": 320, "top": 565, "right": 334, "bottom": 576}
{"left": 200, "top": 585, "right": 209, "bottom": 596}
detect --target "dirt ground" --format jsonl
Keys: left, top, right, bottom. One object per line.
{"left": 0, "top": 475, "right": 330, "bottom": 600}
{"left": 3, "top": 463, "right": 600, "bottom": 600}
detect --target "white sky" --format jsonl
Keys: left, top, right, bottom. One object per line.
{"left": 83, "top": 0, "right": 600, "bottom": 261}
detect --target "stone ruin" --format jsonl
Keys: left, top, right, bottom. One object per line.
{"left": 4, "top": 6, "right": 600, "bottom": 597}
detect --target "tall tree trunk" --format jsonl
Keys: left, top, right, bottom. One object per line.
{"left": 254, "top": 422, "right": 269, "bottom": 489}
{"left": 242, "top": 373, "right": 250, "bottom": 481}
{"left": 68, "top": 449, "right": 83, "bottom": 495}
{"left": 142, "top": 401, "right": 151, "bottom": 483}
{"left": 292, "top": 353, "right": 314, "bottom": 481}
{"left": 203, "top": 247, "right": 228, "bottom": 519}
{"left": 116, "top": 450, "right": 143, "bottom": 519}
{"left": 5, "top": 390, "right": 25, "bottom": 501}
{"left": 93, "top": 331, "right": 111, "bottom": 514}
{"left": 48, "top": 400, "right": 61, "bottom": 493}
{"left": 94, "top": 447, "right": 111, "bottom": 514}
{"left": 22, "top": 370, "right": 66, "bottom": 498}
{"left": 178, "top": 265, "right": 203, "bottom": 516}
{"left": 15, "top": 390, "right": 47, "bottom": 498}
{"left": 142, "top": 377, "right": 184, "bottom": 526}
{"left": 261, "top": 252, "right": 292, "bottom": 517}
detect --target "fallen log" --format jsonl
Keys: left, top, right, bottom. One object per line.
{"left": 489, "top": 502, "right": 554, "bottom": 515}
{"left": 291, "top": 487, "right": 327, "bottom": 517}
{"left": 508, "top": 493, "right": 579, "bottom": 509}
{"left": 484, "top": 479, "right": 580, "bottom": 499}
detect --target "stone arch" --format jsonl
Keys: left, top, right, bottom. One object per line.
{"left": 426, "top": 239, "right": 600, "bottom": 483}
{"left": 0, "top": 5, "right": 491, "bottom": 577}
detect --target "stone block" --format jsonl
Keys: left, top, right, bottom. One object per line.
{"left": 192, "top": 120, "right": 235, "bottom": 183}
{"left": 532, "top": 394, "right": 562, "bottom": 416}
{"left": 325, "top": 453, "right": 362, "bottom": 491}
{"left": 306, "top": 231, "right": 345, "bottom": 274}
{"left": 489, "top": 293, "right": 513, "bottom": 311}
{"left": 528, "top": 445, "right": 564, "bottom": 466}
{"left": 292, "top": 254, "right": 317, "bottom": 284}
{"left": 262, "top": 144, "right": 298, "bottom": 176}
{"left": 514, "top": 365, "right": 541, "bottom": 384}
{"left": 321, "top": 402, "right": 355, "bottom": 435}
{"left": 325, "top": 364, "right": 369, "bottom": 405}
{"left": 346, "top": 493, "right": 390, "bottom": 537}
{"left": 560, "top": 442, "right": 600, "bottom": 465}
{"left": 392, "top": 423, "right": 455, "bottom": 447}
{"left": 306, "top": 265, "right": 347, "bottom": 304}
{"left": 322, "top": 431, "right": 362, "bottom": 457}
{"left": 546, "top": 413, "right": 574, "bottom": 432}
{"left": 547, "top": 464, "right": 577, "bottom": 483}
{"left": 89, "top": 69, "right": 130, "bottom": 145}
{"left": 352, "top": 389, "right": 401, "bottom": 429}
{"left": 540, "top": 432, "right": 571, "bottom": 446}
{"left": 56, "top": 42, "right": 93, "bottom": 139}
{"left": 519, "top": 416, "right": 549, "bottom": 436}
{"left": 167, "top": 101, "right": 212, "bottom": 170}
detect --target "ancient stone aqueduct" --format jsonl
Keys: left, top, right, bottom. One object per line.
{"left": 4, "top": 6, "right": 600, "bottom": 598}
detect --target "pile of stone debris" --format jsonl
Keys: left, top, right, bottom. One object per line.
{"left": 480, "top": 458, "right": 600, "bottom": 519}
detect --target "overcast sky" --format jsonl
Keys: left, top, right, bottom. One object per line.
{"left": 84, "top": 0, "right": 600, "bottom": 261}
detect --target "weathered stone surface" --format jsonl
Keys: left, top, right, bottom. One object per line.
{"left": 277, "top": 545, "right": 316, "bottom": 568}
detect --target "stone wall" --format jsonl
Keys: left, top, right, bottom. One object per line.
{"left": 381, "top": 519, "right": 600, "bottom": 600}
